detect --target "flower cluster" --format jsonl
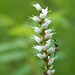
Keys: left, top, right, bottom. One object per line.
{"left": 30, "top": 3, "right": 56, "bottom": 75}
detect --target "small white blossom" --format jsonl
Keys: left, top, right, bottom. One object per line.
{"left": 49, "top": 65, "right": 53, "bottom": 70}
{"left": 41, "top": 46, "right": 46, "bottom": 51}
{"left": 42, "top": 7, "right": 48, "bottom": 14}
{"left": 40, "top": 7, "right": 49, "bottom": 19}
{"left": 29, "top": 16, "right": 40, "bottom": 23}
{"left": 42, "top": 23, "right": 48, "bottom": 29}
{"left": 32, "top": 27, "right": 41, "bottom": 34}
{"left": 40, "top": 13, "right": 47, "bottom": 19}
{"left": 45, "top": 33, "right": 54, "bottom": 40}
{"left": 33, "top": 46, "right": 43, "bottom": 52}
{"left": 33, "top": 35, "right": 41, "bottom": 43}
{"left": 45, "top": 29, "right": 52, "bottom": 34}
{"left": 44, "top": 18, "right": 50, "bottom": 22}
{"left": 41, "top": 44, "right": 49, "bottom": 51}
{"left": 33, "top": 46, "right": 46, "bottom": 52}
{"left": 37, "top": 53, "right": 46, "bottom": 59}
{"left": 32, "top": 3, "right": 42, "bottom": 11}
{"left": 41, "top": 42, "right": 51, "bottom": 51}
{"left": 45, "top": 43, "right": 50, "bottom": 50}
{"left": 48, "top": 58, "right": 55, "bottom": 66}
{"left": 47, "top": 47, "right": 55, "bottom": 54}
{"left": 44, "top": 18, "right": 52, "bottom": 24}
{"left": 42, "top": 19, "right": 51, "bottom": 29}
{"left": 47, "top": 70, "right": 55, "bottom": 75}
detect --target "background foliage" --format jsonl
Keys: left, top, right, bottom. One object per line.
{"left": 0, "top": 0, "right": 75, "bottom": 75}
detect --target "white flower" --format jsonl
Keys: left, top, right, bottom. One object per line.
{"left": 33, "top": 35, "right": 41, "bottom": 43}
{"left": 33, "top": 46, "right": 45, "bottom": 52}
{"left": 29, "top": 16, "right": 40, "bottom": 23}
{"left": 40, "top": 13, "right": 47, "bottom": 19}
{"left": 44, "top": 18, "right": 49, "bottom": 22}
{"left": 44, "top": 18, "right": 52, "bottom": 23}
{"left": 46, "top": 39, "right": 51, "bottom": 44}
{"left": 42, "top": 23, "right": 48, "bottom": 29}
{"left": 37, "top": 53, "right": 46, "bottom": 59}
{"left": 41, "top": 46, "right": 46, "bottom": 51}
{"left": 45, "top": 29, "right": 52, "bottom": 34}
{"left": 47, "top": 70, "right": 55, "bottom": 75}
{"left": 42, "top": 19, "right": 51, "bottom": 29}
{"left": 32, "top": 3, "right": 42, "bottom": 11}
{"left": 42, "top": 7, "right": 48, "bottom": 14}
{"left": 45, "top": 43, "right": 50, "bottom": 50}
{"left": 49, "top": 65, "right": 53, "bottom": 70}
{"left": 48, "top": 58, "right": 55, "bottom": 66}
{"left": 33, "top": 45, "right": 49, "bottom": 52}
{"left": 32, "top": 27, "right": 41, "bottom": 34}
{"left": 40, "top": 7, "right": 49, "bottom": 19}
{"left": 33, "top": 46, "right": 43, "bottom": 52}
{"left": 41, "top": 42, "right": 51, "bottom": 51}
{"left": 45, "top": 33, "right": 54, "bottom": 40}
{"left": 47, "top": 47, "right": 55, "bottom": 54}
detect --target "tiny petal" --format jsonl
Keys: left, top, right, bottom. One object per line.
{"left": 48, "top": 58, "right": 55, "bottom": 66}
{"left": 37, "top": 53, "right": 46, "bottom": 59}
{"left": 33, "top": 35, "right": 41, "bottom": 43}
{"left": 47, "top": 47, "right": 55, "bottom": 54}
{"left": 49, "top": 65, "right": 53, "bottom": 70}
{"left": 47, "top": 70, "right": 55, "bottom": 75}
{"left": 32, "top": 3, "right": 42, "bottom": 11}
{"left": 32, "top": 27, "right": 41, "bottom": 34}
{"left": 29, "top": 16, "right": 40, "bottom": 23}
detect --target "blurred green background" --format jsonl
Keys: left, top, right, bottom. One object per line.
{"left": 0, "top": 0, "right": 75, "bottom": 75}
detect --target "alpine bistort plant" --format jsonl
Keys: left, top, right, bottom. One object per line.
{"left": 29, "top": 3, "right": 58, "bottom": 75}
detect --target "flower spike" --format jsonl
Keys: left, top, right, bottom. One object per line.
{"left": 29, "top": 3, "right": 59, "bottom": 75}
